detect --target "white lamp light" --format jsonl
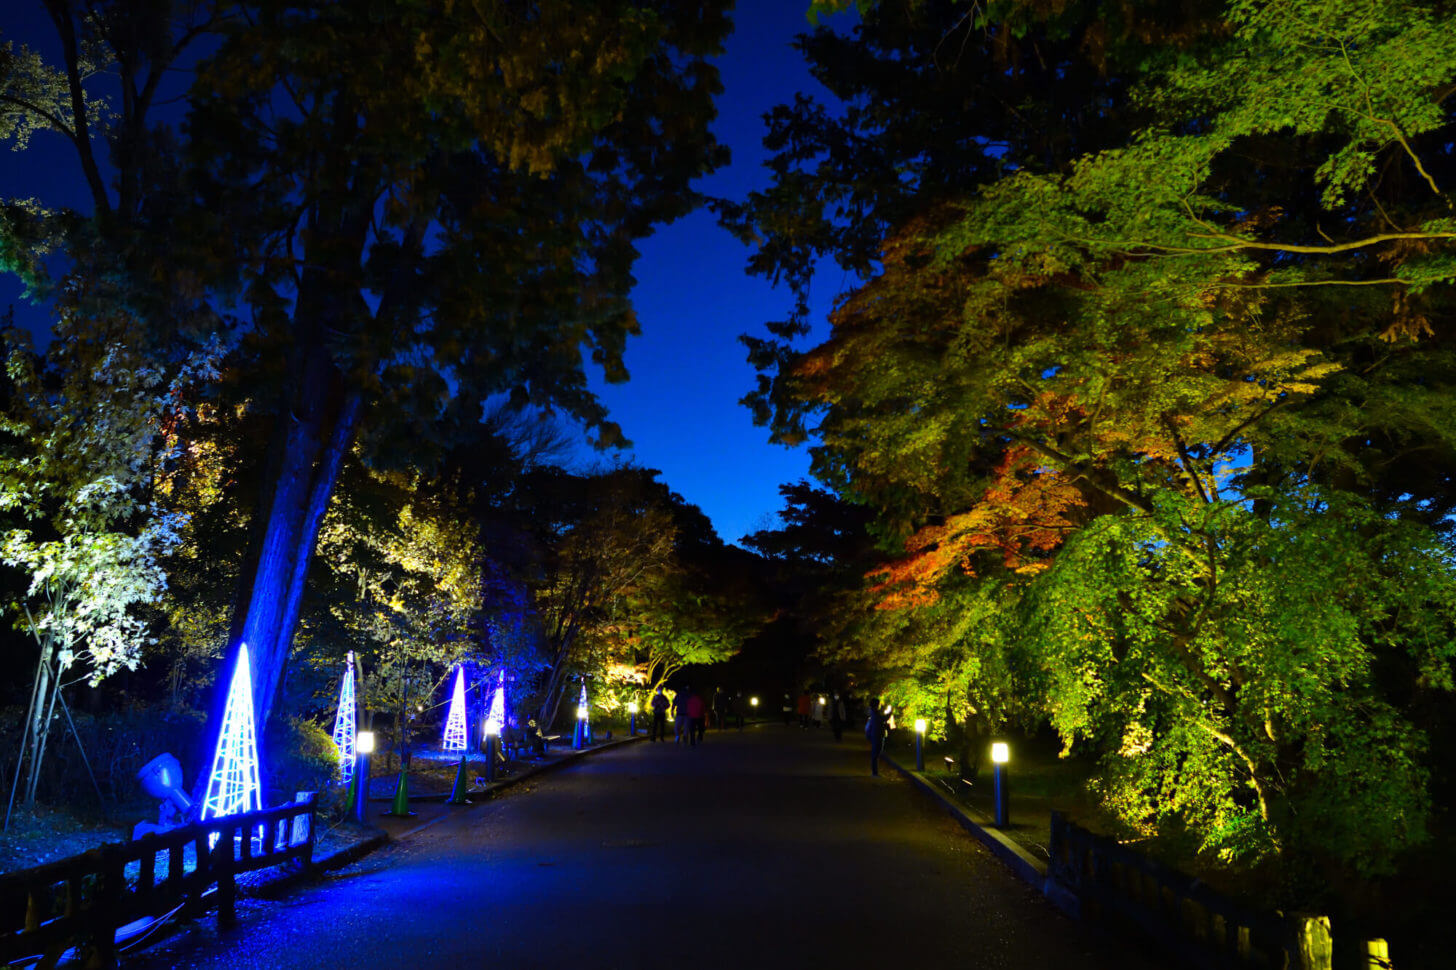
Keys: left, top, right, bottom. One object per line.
{"left": 357, "top": 731, "right": 376, "bottom": 755}
{"left": 914, "top": 718, "right": 927, "bottom": 735}
{"left": 628, "top": 701, "right": 640, "bottom": 714}
{"left": 992, "top": 741, "right": 1010, "bottom": 764}
{"left": 577, "top": 705, "right": 588, "bottom": 720}
{"left": 750, "top": 697, "right": 759, "bottom": 707}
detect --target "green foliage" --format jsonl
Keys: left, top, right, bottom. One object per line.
{"left": 736, "top": 0, "right": 1456, "bottom": 883}
{"left": 262, "top": 717, "right": 340, "bottom": 801}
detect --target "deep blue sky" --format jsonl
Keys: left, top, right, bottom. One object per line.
{"left": 580, "top": 0, "right": 853, "bottom": 544}
{"left": 0, "top": 1, "right": 853, "bottom": 546}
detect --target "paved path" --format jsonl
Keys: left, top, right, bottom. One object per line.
{"left": 133, "top": 726, "right": 1156, "bottom": 969}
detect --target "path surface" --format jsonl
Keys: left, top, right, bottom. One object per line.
{"left": 133, "top": 726, "right": 1156, "bottom": 969}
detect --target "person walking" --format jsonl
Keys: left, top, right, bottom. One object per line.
{"left": 797, "top": 691, "right": 812, "bottom": 728}
{"left": 649, "top": 686, "right": 670, "bottom": 742}
{"left": 685, "top": 690, "right": 706, "bottom": 747}
{"left": 674, "top": 687, "right": 691, "bottom": 745}
{"left": 866, "top": 698, "right": 888, "bottom": 776}
{"left": 730, "top": 691, "right": 745, "bottom": 731}
{"left": 711, "top": 688, "right": 725, "bottom": 732}
{"left": 830, "top": 693, "right": 846, "bottom": 742}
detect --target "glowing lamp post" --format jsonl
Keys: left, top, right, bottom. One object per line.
{"left": 483, "top": 719, "right": 499, "bottom": 783}
{"left": 573, "top": 680, "right": 590, "bottom": 749}
{"left": 628, "top": 700, "right": 639, "bottom": 736}
{"left": 352, "top": 730, "right": 375, "bottom": 824}
{"left": 573, "top": 705, "right": 588, "bottom": 750}
{"left": 914, "top": 718, "right": 927, "bottom": 771}
{"left": 750, "top": 696, "right": 759, "bottom": 710}
{"left": 991, "top": 742, "right": 1011, "bottom": 828}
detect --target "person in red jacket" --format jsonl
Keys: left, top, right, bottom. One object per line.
{"left": 797, "top": 691, "right": 812, "bottom": 728}
{"left": 685, "top": 691, "right": 706, "bottom": 747}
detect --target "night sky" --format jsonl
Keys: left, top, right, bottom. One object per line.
{"left": 0, "top": 1, "right": 853, "bottom": 547}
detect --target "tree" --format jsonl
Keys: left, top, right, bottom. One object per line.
{"left": 0, "top": 320, "right": 216, "bottom": 809}
{"left": 1, "top": 0, "right": 733, "bottom": 736}
{"left": 730, "top": 0, "right": 1456, "bottom": 877}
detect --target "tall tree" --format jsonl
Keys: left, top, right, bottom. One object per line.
{"left": 2, "top": 0, "right": 732, "bottom": 731}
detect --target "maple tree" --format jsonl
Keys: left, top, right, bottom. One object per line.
{"left": 731, "top": 0, "right": 1456, "bottom": 875}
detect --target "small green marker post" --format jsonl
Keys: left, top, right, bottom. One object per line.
{"left": 446, "top": 755, "right": 471, "bottom": 806}
{"left": 382, "top": 767, "right": 416, "bottom": 817}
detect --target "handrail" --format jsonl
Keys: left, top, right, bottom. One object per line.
{"left": 0, "top": 792, "right": 318, "bottom": 969}
{"left": 1048, "top": 812, "right": 1332, "bottom": 970}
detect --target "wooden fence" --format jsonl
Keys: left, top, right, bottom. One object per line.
{"left": 1047, "top": 812, "right": 1359, "bottom": 970}
{"left": 0, "top": 793, "right": 317, "bottom": 969}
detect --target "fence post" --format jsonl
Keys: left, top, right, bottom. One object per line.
{"left": 1365, "top": 938, "right": 1392, "bottom": 970}
{"left": 216, "top": 824, "right": 237, "bottom": 928}
{"left": 1295, "top": 914, "right": 1333, "bottom": 970}
{"left": 86, "top": 846, "right": 123, "bottom": 970}
{"left": 303, "top": 793, "right": 318, "bottom": 869}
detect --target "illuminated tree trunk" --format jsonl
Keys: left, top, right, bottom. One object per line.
{"left": 232, "top": 342, "right": 363, "bottom": 730}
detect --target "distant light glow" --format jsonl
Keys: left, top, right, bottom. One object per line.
{"left": 627, "top": 700, "right": 639, "bottom": 714}
{"left": 357, "top": 731, "right": 376, "bottom": 755}
{"left": 915, "top": 718, "right": 927, "bottom": 734}
{"left": 443, "top": 667, "right": 468, "bottom": 751}
{"left": 202, "top": 644, "right": 263, "bottom": 830}
{"left": 750, "top": 697, "right": 758, "bottom": 707}
{"left": 483, "top": 669, "right": 505, "bottom": 737}
{"left": 331, "top": 652, "right": 357, "bottom": 786}
{"left": 992, "top": 742, "right": 1010, "bottom": 764}
{"left": 577, "top": 705, "right": 588, "bottom": 720}
{"left": 578, "top": 681, "right": 589, "bottom": 725}
{"left": 818, "top": 696, "right": 826, "bottom": 705}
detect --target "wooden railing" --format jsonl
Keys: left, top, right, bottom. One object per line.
{"left": 0, "top": 793, "right": 317, "bottom": 969}
{"left": 1048, "top": 812, "right": 1335, "bottom": 970}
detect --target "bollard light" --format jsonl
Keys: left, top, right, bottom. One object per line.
{"left": 914, "top": 718, "right": 927, "bottom": 734}
{"left": 577, "top": 705, "right": 588, "bottom": 719}
{"left": 353, "top": 731, "right": 375, "bottom": 824}
{"left": 627, "top": 700, "right": 639, "bottom": 736}
{"left": 991, "top": 741, "right": 1010, "bottom": 827}
{"left": 914, "top": 719, "right": 926, "bottom": 771}
{"left": 483, "top": 720, "right": 498, "bottom": 782}
{"left": 627, "top": 701, "right": 640, "bottom": 713}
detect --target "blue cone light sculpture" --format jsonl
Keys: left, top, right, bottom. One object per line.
{"left": 201, "top": 644, "right": 263, "bottom": 829}
{"left": 331, "top": 652, "right": 357, "bottom": 787}
{"left": 443, "top": 666, "right": 468, "bottom": 751}
{"left": 483, "top": 670, "right": 506, "bottom": 738}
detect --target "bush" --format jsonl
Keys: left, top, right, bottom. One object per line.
{"left": 262, "top": 718, "right": 340, "bottom": 805}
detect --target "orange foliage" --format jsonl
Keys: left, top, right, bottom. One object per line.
{"left": 870, "top": 444, "right": 1086, "bottom": 610}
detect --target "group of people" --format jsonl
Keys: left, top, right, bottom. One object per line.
{"left": 646, "top": 686, "right": 749, "bottom": 746}
{"left": 643, "top": 683, "right": 895, "bottom": 776}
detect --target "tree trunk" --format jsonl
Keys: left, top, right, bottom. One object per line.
{"left": 229, "top": 347, "right": 363, "bottom": 733}
{"left": 24, "top": 654, "right": 65, "bottom": 806}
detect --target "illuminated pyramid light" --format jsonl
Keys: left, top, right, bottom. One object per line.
{"left": 578, "top": 680, "right": 590, "bottom": 735}
{"left": 442, "top": 666, "right": 468, "bottom": 751}
{"left": 201, "top": 643, "right": 264, "bottom": 838}
{"left": 331, "top": 652, "right": 357, "bottom": 787}
{"left": 483, "top": 670, "right": 506, "bottom": 737}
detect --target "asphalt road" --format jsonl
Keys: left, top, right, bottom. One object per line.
{"left": 132, "top": 725, "right": 1158, "bottom": 969}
